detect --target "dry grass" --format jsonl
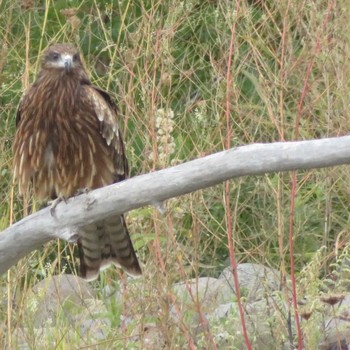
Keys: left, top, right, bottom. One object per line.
{"left": 1, "top": 0, "right": 350, "bottom": 348}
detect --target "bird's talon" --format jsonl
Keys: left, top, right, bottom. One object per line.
{"left": 75, "top": 187, "right": 90, "bottom": 196}
{"left": 49, "top": 196, "right": 67, "bottom": 216}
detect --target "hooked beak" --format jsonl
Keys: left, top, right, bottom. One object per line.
{"left": 63, "top": 55, "right": 73, "bottom": 72}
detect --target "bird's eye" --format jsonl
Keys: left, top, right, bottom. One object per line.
{"left": 73, "top": 54, "right": 79, "bottom": 62}
{"left": 51, "top": 52, "right": 60, "bottom": 61}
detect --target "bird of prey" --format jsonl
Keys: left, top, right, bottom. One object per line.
{"left": 13, "top": 43, "right": 141, "bottom": 280}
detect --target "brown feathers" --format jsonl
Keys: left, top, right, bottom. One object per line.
{"left": 13, "top": 43, "right": 141, "bottom": 279}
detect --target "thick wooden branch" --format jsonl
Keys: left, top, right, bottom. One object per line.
{"left": 1, "top": 135, "right": 350, "bottom": 275}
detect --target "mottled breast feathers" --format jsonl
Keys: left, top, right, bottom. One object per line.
{"left": 14, "top": 77, "right": 128, "bottom": 199}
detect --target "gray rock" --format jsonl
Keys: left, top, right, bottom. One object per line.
{"left": 171, "top": 265, "right": 284, "bottom": 347}
{"left": 205, "top": 294, "right": 292, "bottom": 350}
{"left": 212, "top": 302, "right": 238, "bottom": 319}
{"left": 79, "top": 317, "right": 111, "bottom": 341}
{"left": 171, "top": 277, "right": 223, "bottom": 341}
{"left": 12, "top": 327, "right": 54, "bottom": 350}
{"left": 218, "top": 263, "right": 281, "bottom": 302}
{"left": 75, "top": 298, "right": 111, "bottom": 340}
{"left": 29, "top": 274, "right": 95, "bottom": 327}
{"left": 319, "top": 295, "right": 350, "bottom": 350}
{"left": 14, "top": 298, "right": 111, "bottom": 348}
{"left": 131, "top": 323, "right": 167, "bottom": 349}
{"left": 172, "top": 277, "right": 221, "bottom": 312}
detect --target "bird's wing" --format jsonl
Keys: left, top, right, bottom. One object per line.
{"left": 77, "top": 86, "right": 141, "bottom": 280}
{"left": 15, "top": 103, "right": 22, "bottom": 127}
{"left": 15, "top": 90, "right": 30, "bottom": 127}
{"left": 13, "top": 88, "right": 40, "bottom": 196}
{"left": 81, "top": 84, "right": 129, "bottom": 182}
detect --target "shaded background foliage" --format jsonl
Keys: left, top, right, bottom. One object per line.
{"left": 1, "top": 0, "right": 350, "bottom": 347}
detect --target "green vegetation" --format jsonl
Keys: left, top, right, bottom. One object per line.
{"left": 1, "top": 0, "right": 350, "bottom": 348}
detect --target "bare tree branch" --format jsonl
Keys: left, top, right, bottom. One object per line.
{"left": 1, "top": 135, "right": 350, "bottom": 275}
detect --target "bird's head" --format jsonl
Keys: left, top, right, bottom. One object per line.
{"left": 41, "top": 44, "right": 83, "bottom": 74}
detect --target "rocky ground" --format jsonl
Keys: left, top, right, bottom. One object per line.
{"left": 11, "top": 263, "right": 350, "bottom": 349}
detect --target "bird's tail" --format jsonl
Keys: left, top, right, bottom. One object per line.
{"left": 78, "top": 215, "right": 141, "bottom": 281}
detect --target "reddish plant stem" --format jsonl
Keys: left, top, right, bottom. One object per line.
{"left": 288, "top": 174, "right": 301, "bottom": 348}
{"left": 289, "top": 1, "right": 335, "bottom": 349}
{"left": 225, "top": 1, "right": 252, "bottom": 350}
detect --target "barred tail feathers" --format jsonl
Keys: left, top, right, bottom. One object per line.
{"left": 78, "top": 215, "right": 141, "bottom": 281}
